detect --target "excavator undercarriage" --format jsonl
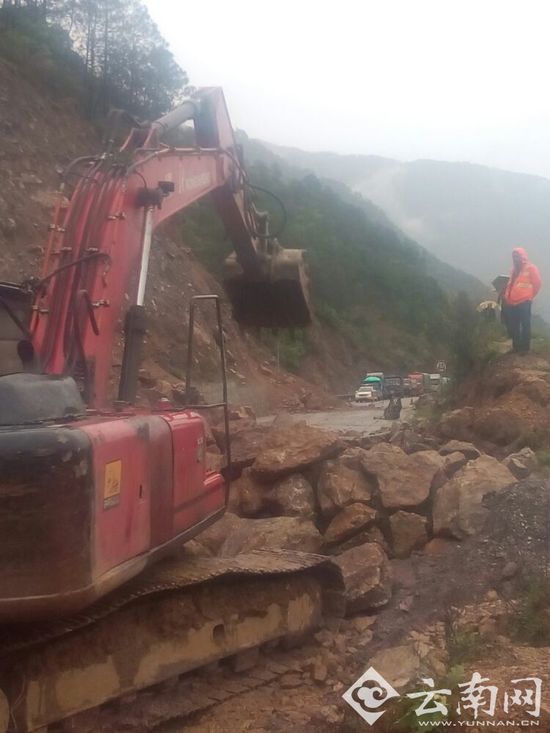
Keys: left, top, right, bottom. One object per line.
{"left": 0, "top": 551, "right": 343, "bottom": 732}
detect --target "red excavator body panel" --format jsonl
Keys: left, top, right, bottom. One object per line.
{"left": 0, "top": 408, "right": 225, "bottom": 621}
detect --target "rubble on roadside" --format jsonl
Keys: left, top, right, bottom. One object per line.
{"left": 194, "top": 408, "right": 541, "bottom": 623}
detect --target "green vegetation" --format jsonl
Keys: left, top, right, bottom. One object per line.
{"left": 535, "top": 449, "right": 550, "bottom": 473}
{"left": 447, "top": 628, "right": 482, "bottom": 664}
{"left": 373, "top": 666, "right": 465, "bottom": 733}
{"left": 0, "top": 1, "right": 187, "bottom": 118}
{"left": 257, "top": 330, "right": 310, "bottom": 373}
{"left": 447, "top": 292, "right": 505, "bottom": 389}
{"left": 509, "top": 577, "right": 550, "bottom": 646}
{"left": 531, "top": 331, "right": 550, "bottom": 356}
{"left": 444, "top": 604, "right": 486, "bottom": 665}
{"left": 262, "top": 167, "right": 451, "bottom": 346}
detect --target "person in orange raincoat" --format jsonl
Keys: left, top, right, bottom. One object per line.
{"left": 504, "top": 247, "right": 542, "bottom": 354}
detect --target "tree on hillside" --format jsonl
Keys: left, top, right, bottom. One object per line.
{"left": 450, "top": 291, "right": 478, "bottom": 381}
{"left": 0, "top": 0, "right": 187, "bottom": 117}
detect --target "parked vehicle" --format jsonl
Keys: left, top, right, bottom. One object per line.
{"left": 408, "top": 372, "right": 425, "bottom": 395}
{"left": 383, "top": 375, "right": 403, "bottom": 398}
{"left": 365, "top": 371, "right": 384, "bottom": 382}
{"left": 429, "top": 373, "right": 441, "bottom": 390}
{"left": 354, "top": 384, "right": 376, "bottom": 402}
{"left": 363, "top": 374, "right": 383, "bottom": 399}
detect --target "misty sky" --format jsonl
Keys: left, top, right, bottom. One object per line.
{"left": 145, "top": 0, "right": 550, "bottom": 179}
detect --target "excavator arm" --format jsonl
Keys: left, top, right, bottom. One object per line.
{"left": 29, "top": 87, "right": 310, "bottom": 408}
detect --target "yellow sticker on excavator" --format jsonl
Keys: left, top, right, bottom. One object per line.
{"left": 104, "top": 460, "right": 122, "bottom": 507}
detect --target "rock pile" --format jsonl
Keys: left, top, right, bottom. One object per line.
{"left": 193, "top": 410, "right": 538, "bottom": 615}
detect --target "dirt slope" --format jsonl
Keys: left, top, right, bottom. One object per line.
{"left": 0, "top": 59, "right": 342, "bottom": 413}
{"left": 435, "top": 350, "right": 550, "bottom": 453}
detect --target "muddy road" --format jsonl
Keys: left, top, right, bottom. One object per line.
{"left": 259, "top": 399, "right": 415, "bottom": 435}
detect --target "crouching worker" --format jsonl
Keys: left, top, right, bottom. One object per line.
{"left": 384, "top": 396, "right": 402, "bottom": 420}
{"left": 504, "top": 248, "right": 541, "bottom": 354}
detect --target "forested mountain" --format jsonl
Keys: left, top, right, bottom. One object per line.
{"left": 185, "top": 154, "right": 457, "bottom": 374}
{"left": 262, "top": 142, "right": 550, "bottom": 319}
{"left": 241, "top": 136, "right": 488, "bottom": 304}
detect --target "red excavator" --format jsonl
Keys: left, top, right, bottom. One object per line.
{"left": 0, "top": 89, "right": 343, "bottom": 733}
{"left": 0, "top": 86, "right": 312, "bottom": 620}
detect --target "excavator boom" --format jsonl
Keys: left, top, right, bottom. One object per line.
{"left": 30, "top": 87, "right": 310, "bottom": 408}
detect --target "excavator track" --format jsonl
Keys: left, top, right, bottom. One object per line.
{"left": 0, "top": 550, "right": 344, "bottom": 732}
{"left": 66, "top": 621, "right": 329, "bottom": 732}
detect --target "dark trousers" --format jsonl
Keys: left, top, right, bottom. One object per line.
{"left": 501, "top": 302, "right": 514, "bottom": 338}
{"left": 507, "top": 300, "right": 532, "bottom": 353}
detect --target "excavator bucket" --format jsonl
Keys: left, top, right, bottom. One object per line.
{"left": 223, "top": 248, "right": 312, "bottom": 328}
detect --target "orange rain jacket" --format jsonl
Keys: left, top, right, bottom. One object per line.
{"left": 504, "top": 247, "right": 542, "bottom": 306}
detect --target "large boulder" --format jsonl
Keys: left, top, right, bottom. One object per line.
{"left": 472, "top": 408, "right": 524, "bottom": 446}
{"left": 335, "top": 525, "right": 389, "bottom": 554}
{"left": 227, "top": 468, "right": 266, "bottom": 517}
{"left": 220, "top": 516, "right": 323, "bottom": 556}
{"left": 212, "top": 417, "right": 256, "bottom": 449}
{"left": 439, "top": 440, "right": 481, "bottom": 460}
{"left": 389, "top": 427, "right": 433, "bottom": 454}
{"left": 361, "top": 444, "right": 442, "bottom": 509}
{"left": 438, "top": 407, "right": 475, "bottom": 442}
{"left": 317, "top": 453, "right": 374, "bottom": 518}
{"left": 323, "top": 503, "right": 377, "bottom": 546}
{"left": 442, "top": 451, "right": 469, "bottom": 478}
{"left": 229, "top": 424, "right": 271, "bottom": 472}
{"left": 251, "top": 421, "right": 343, "bottom": 481}
{"left": 266, "top": 474, "right": 316, "bottom": 517}
{"left": 368, "top": 644, "right": 422, "bottom": 690}
{"left": 389, "top": 511, "right": 428, "bottom": 558}
{"left": 503, "top": 447, "right": 538, "bottom": 479}
{"left": 338, "top": 446, "right": 371, "bottom": 469}
{"left": 433, "top": 455, "right": 515, "bottom": 539}
{"left": 333, "top": 543, "right": 392, "bottom": 614}
{"left": 213, "top": 419, "right": 270, "bottom": 472}
{"left": 198, "top": 512, "right": 244, "bottom": 555}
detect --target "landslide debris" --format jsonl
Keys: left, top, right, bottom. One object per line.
{"left": 439, "top": 352, "right": 550, "bottom": 451}
{"left": 175, "top": 431, "right": 550, "bottom": 733}
{"left": 199, "top": 409, "right": 536, "bottom": 587}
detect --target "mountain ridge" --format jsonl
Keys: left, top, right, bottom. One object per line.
{"left": 241, "top": 135, "right": 489, "bottom": 304}
{"left": 261, "top": 140, "right": 550, "bottom": 319}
